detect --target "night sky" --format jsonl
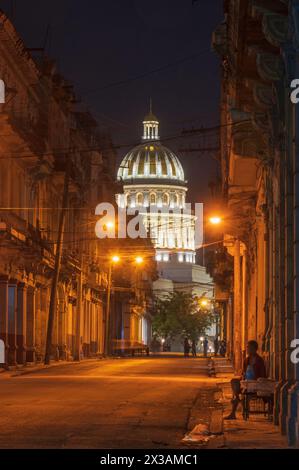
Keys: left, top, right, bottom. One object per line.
{"left": 0, "top": 0, "right": 223, "bottom": 205}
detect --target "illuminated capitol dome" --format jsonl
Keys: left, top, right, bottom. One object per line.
{"left": 117, "top": 106, "right": 197, "bottom": 265}
{"left": 117, "top": 108, "right": 185, "bottom": 183}
{"left": 116, "top": 105, "right": 214, "bottom": 347}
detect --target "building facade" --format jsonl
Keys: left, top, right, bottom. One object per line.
{"left": 0, "top": 10, "right": 154, "bottom": 367}
{"left": 213, "top": 0, "right": 299, "bottom": 446}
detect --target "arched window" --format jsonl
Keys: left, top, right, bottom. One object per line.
{"left": 126, "top": 194, "right": 131, "bottom": 207}
{"left": 162, "top": 193, "right": 169, "bottom": 205}
{"left": 136, "top": 193, "right": 143, "bottom": 206}
{"left": 150, "top": 193, "right": 156, "bottom": 205}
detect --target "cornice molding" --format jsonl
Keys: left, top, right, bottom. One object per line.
{"left": 256, "top": 53, "right": 284, "bottom": 81}
{"left": 262, "top": 13, "right": 289, "bottom": 48}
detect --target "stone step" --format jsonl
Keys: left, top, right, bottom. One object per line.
{"left": 215, "top": 367, "right": 234, "bottom": 373}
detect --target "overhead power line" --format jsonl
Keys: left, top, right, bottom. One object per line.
{"left": 0, "top": 120, "right": 250, "bottom": 161}
{"left": 81, "top": 49, "right": 210, "bottom": 96}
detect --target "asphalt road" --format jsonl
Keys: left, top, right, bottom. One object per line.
{"left": 0, "top": 354, "right": 215, "bottom": 449}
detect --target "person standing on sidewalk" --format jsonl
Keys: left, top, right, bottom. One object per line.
{"left": 220, "top": 339, "right": 226, "bottom": 357}
{"left": 225, "top": 340, "right": 266, "bottom": 420}
{"left": 191, "top": 340, "right": 197, "bottom": 357}
{"left": 203, "top": 337, "right": 209, "bottom": 357}
{"left": 214, "top": 336, "right": 219, "bottom": 356}
{"left": 184, "top": 338, "right": 190, "bottom": 357}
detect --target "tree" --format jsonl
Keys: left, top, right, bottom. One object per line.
{"left": 152, "top": 291, "right": 214, "bottom": 344}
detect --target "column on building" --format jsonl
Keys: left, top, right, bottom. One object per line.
{"left": 90, "top": 301, "right": 97, "bottom": 354}
{"left": 26, "top": 287, "right": 36, "bottom": 363}
{"left": 83, "top": 298, "right": 91, "bottom": 357}
{"left": 233, "top": 240, "right": 242, "bottom": 373}
{"left": 40, "top": 287, "right": 48, "bottom": 360}
{"left": 0, "top": 276, "right": 9, "bottom": 366}
{"left": 34, "top": 287, "right": 42, "bottom": 361}
{"left": 16, "top": 282, "right": 27, "bottom": 365}
{"left": 96, "top": 301, "right": 104, "bottom": 355}
{"left": 241, "top": 248, "right": 248, "bottom": 359}
{"left": 70, "top": 303, "right": 76, "bottom": 359}
{"left": 7, "top": 280, "right": 17, "bottom": 366}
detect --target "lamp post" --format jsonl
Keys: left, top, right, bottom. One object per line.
{"left": 44, "top": 157, "right": 71, "bottom": 365}
{"left": 104, "top": 255, "right": 120, "bottom": 356}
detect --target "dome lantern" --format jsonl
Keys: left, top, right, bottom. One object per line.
{"left": 142, "top": 99, "right": 159, "bottom": 141}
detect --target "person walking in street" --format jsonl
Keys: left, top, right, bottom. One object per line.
{"left": 203, "top": 337, "right": 209, "bottom": 357}
{"left": 214, "top": 336, "right": 219, "bottom": 356}
{"left": 184, "top": 338, "right": 190, "bottom": 357}
{"left": 191, "top": 339, "right": 197, "bottom": 357}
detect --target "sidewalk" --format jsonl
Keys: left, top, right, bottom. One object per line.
{"left": 211, "top": 357, "right": 289, "bottom": 449}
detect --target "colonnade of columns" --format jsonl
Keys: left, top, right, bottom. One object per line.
{"left": 0, "top": 275, "right": 105, "bottom": 367}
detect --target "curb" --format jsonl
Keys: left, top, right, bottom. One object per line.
{"left": 2, "top": 358, "right": 104, "bottom": 378}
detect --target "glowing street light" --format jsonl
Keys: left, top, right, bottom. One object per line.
{"left": 135, "top": 256, "right": 144, "bottom": 265}
{"left": 200, "top": 298, "right": 209, "bottom": 308}
{"left": 103, "top": 220, "right": 115, "bottom": 232}
{"left": 209, "top": 216, "right": 222, "bottom": 225}
{"left": 111, "top": 255, "right": 120, "bottom": 263}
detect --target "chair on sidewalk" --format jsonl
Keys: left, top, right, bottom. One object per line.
{"left": 241, "top": 378, "right": 275, "bottom": 421}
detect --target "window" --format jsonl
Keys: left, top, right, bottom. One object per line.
{"left": 128, "top": 159, "right": 134, "bottom": 176}
{"left": 138, "top": 151, "right": 145, "bottom": 175}
{"left": 136, "top": 193, "right": 143, "bottom": 206}
{"left": 149, "top": 151, "right": 156, "bottom": 174}
{"left": 150, "top": 193, "right": 156, "bottom": 205}
{"left": 168, "top": 153, "right": 176, "bottom": 176}
{"left": 162, "top": 193, "right": 169, "bottom": 205}
{"left": 160, "top": 154, "right": 167, "bottom": 175}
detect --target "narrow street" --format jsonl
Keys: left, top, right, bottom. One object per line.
{"left": 0, "top": 355, "right": 218, "bottom": 449}
{"left": 1, "top": 1, "right": 298, "bottom": 455}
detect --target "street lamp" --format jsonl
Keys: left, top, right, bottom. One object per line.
{"left": 102, "top": 220, "right": 115, "bottom": 233}
{"left": 105, "top": 221, "right": 114, "bottom": 229}
{"left": 200, "top": 298, "right": 209, "bottom": 308}
{"left": 135, "top": 256, "right": 144, "bottom": 265}
{"left": 209, "top": 216, "right": 222, "bottom": 225}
